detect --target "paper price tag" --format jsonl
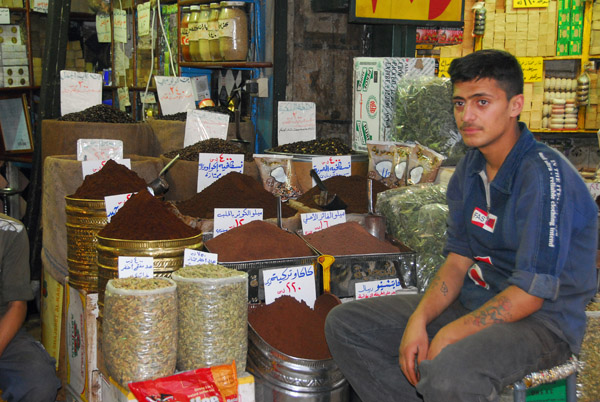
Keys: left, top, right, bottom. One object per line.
{"left": 96, "top": 13, "right": 111, "bottom": 43}
{"left": 517, "top": 57, "right": 543, "bottom": 82}
{"left": 60, "top": 71, "right": 103, "bottom": 116}
{"left": 77, "top": 139, "right": 123, "bottom": 162}
{"left": 197, "top": 153, "right": 244, "bottom": 192}
{"left": 513, "top": 0, "right": 548, "bottom": 8}
{"left": 105, "top": 193, "right": 134, "bottom": 222}
{"left": 118, "top": 256, "right": 154, "bottom": 278}
{"left": 301, "top": 210, "right": 346, "bottom": 235}
{"left": 137, "top": 2, "right": 151, "bottom": 37}
{"left": 213, "top": 208, "right": 263, "bottom": 237}
{"left": 32, "top": 0, "right": 49, "bottom": 13}
{"left": 277, "top": 101, "right": 316, "bottom": 146}
{"left": 355, "top": 278, "right": 403, "bottom": 299}
{"left": 184, "top": 110, "right": 230, "bottom": 147}
{"left": 0, "top": 8, "right": 9, "bottom": 24}
{"left": 140, "top": 92, "right": 156, "bottom": 104}
{"left": 155, "top": 76, "right": 196, "bottom": 116}
{"left": 81, "top": 158, "right": 131, "bottom": 178}
{"left": 312, "top": 156, "right": 351, "bottom": 184}
{"left": 117, "top": 87, "right": 131, "bottom": 111}
{"left": 438, "top": 57, "right": 453, "bottom": 78}
{"left": 113, "top": 9, "right": 127, "bottom": 43}
{"left": 183, "top": 249, "right": 218, "bottom": 266}
{"left": 263, "top": 265, "right": 317, "bottom": 308}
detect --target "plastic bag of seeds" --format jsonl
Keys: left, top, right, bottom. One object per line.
{"left": 253, "top": 154, "right": 303, "bottom": 200}
{"left": 102, "top": 277, "right": 178, "bottom": 385}
{"left": 172, "top": 264, "right": 248, "bottom": 373}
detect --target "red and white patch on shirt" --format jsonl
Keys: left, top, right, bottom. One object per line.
{"left": 468, "top": 264, "right": 490, "bottom": 289}
{"left": 471, "top": 207, "right": 497, "bottom": 233}
{"left": 474, "top": 255, "right": 492, "bottom": 265}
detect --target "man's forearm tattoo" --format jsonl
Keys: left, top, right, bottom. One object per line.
{"left": 427, "top": 273, "right": 448, "bottom": 296}
{"left": 467, "top": 296, "right": 513, "bottom": 327}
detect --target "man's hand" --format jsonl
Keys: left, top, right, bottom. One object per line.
{"left": 427, "top": 322, "right": 463, "bottom": 360}
{"left": 399, "top": 317, "right": 428, "bottom": 386}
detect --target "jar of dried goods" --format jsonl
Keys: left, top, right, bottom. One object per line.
{"left": 208, "top": 3, "right": 222, "bottom": 61}
{"left": 218, "top": 1, "right": 248, "bottom": 61}
{"left": 198, "top": 4, "right": 211, "bottom": 61}
{"left": 188, "top": 5, "right": 201, "bottom": 62}
{"left": 180, "top": 6, "right": 192, "bottom": 62}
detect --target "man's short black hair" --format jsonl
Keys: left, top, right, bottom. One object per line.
{"left": 448, "top": 49, "right": 524, "bottom": 100}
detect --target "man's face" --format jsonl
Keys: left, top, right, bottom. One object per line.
{"left": 452, "top": 78, "right": 523, "bottom": 152}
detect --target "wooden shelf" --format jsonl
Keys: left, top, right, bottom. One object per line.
{"left": 0, "top": 86, "right": 40, "bottom": 92}
{"left": 179, "top": 61, "right": 273, "bottom": 69}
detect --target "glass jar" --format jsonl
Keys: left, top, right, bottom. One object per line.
{"left": 188, "top": 5, "right": 202, "bottom": 62}
{"left": 218, "top": 1, "right": 248, "bottom": 61}
{"left": 208, "top": 3, "right": 222, "bottom": 61}
{"left": 198, "top": 5, "right": 211, "bottom": 61}
{"left": 180, "top": 6, "right": 192, "bottom": 62}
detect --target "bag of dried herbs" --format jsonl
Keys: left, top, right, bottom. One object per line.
{"left": 102, "top": 278, "right": 177, "bottom": 385}
{"left": 171, "top": 264, "right": 248, "bottom": 373}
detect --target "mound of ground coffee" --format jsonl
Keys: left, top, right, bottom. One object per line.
{"left": 69, "top": 159, "right": 149, "bottom": 200}
{"left": 175, "top": 172, "right": 296, "bottom": 219}
{"left": 98, "top": 189, "right": 200, "bottom": 240}
{"left": 304, "top": 221, "right": 400, "bottom": 256}
{"left": 204, "top": 220, "right": 312, "bottom": 262}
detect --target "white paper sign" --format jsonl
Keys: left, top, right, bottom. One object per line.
{"left": 117, "top": 87, "right": 131, "bottom": 111}
{"left": 137, "top": 2, "right": 151, "bottom": 37}
{"left": 183, "top": 249, "right": 218, "bottom": 266}
{"left": 140, "top": 92, "right": 156, "bottom": 104}
{"left": 113, "top": 9, "right": 127, "bottom": 43}
{"left": 355, "top": 278, "right": 403, "bottom": 299}
{"left": 104, "top": 193, "right": 134, "bottom": 222}
{"left": 154, "top": 76, "right": 196, "bottom": 116}
{"left": 197, "top": 153, "right": 244, "bottom": 192}
{"left": 32, "top": 0, "right": 49, "bottom": 13}
{"left": 191, "top": 76, "right": 211, "bottom": 101}
{"left": 301, "top": 210, "right": 346, "bottom": 235}
{"left": 96, "top": 13, "right": 111, "bottom": 43}
{"left": 0, "top": 8, "right": 10, "bottom": 24}
{"left": 277, "top": 101, "right": 316, "bottom": 146}
{"left": 60, "top": 71, "right": 103, "bottom": 116}
{"left": 213, "top": 208, "right": 263, "bottom": 237}
{"left": 77, "top": 139, "right": 123, "bottom": 161}
{"left": 81, "top": 158, "right": 131, "bottom": 178}
{"left": 184, "top": 110, "right": 230, "bottom": 147}
{"left": 263, "top": 265, "right": 317, "bottom": 308}
{"left": 312, "top": 155, "right": 352, "bottom": 185}
{"left": 118, "top": 256, "right": 154, "bottom": 278}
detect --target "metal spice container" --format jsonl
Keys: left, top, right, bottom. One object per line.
{"left": 172, "top": 264, "right": 248, "bottom": 373}
{"left": 102, "top": 277, "right": 178, "bottom": 386}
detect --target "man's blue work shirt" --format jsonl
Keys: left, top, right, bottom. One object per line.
{"left": 444, "top": 123, "right": 598, "bottom": 353}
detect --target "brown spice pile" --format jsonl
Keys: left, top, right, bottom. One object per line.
{"left": 249, "top": 295, "right": 332, "bottom": 360}
{"left": 296, "top": 175, "right": 389, "bottom": 213}
{"left": 69, "top": 159, "right": 148, "bottom": 200}
{"left": 98, "top": 189, "right": 200, "bottom": 240}
{"left": 304, "top": 221, "right": 400, "bottom": 256}
{"left": 204, "top": 220, "right": 313, "bottom": 262}
{"left": 175, "top": 172, "right": 297, "bottom": 219}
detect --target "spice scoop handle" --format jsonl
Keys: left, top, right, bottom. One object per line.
{"left": 310, "top": 169, "right": 328, "bottom": 192}
{"left": 159, "top": 153, "right": 180, "bottom": 176}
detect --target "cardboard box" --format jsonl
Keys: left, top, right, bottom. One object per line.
{"left": 352, "top": 57, "right": 436, "bottom": 152}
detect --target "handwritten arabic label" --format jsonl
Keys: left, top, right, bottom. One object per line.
{"left": 155, "top": 76, "right": 196, "bottom": 116}
{"left": 355, "top": 278, "right": 403, "bottom": 299}
{"left": 118, "top": 256, "right": 154, "bottom": 278}
{"left": 77, "top": 139, "right": 123, "bottom": 162}
{"left": 183, "top": 249, "right": 218, "bottom": 266}
{"left": 137, "top": 2, "right": 151, "bottom": 37}
{"left": 513, "top": 0, "right": 548, "bottom": 8}
{"left": 586, "top": 182, "right": 600, "bottom": 200}
{"left": 301, "top": 210, "right": 346, "bottom": 235}
{"left": 213, "top": 208, "right": 263, "bottom": 237}
{"left": 197, "top": 153, "right": 244, "bottom": 192}
{"left": 438, "top": 57, "right": 454, "bottom": 78}
{"left": 312, "top": 155, "right": 352, "bottom": 184}
{"left": 184, "top": 109, "right": 230, "bottom": 147}
{"left": 81, "top": 158, "right": 131, "bottom": 179}
{"left": 113, "top": 9, "right": 127, "bottom": 44}
{"left": 0, "top": 8, "right": 9, "bottom": 24}
{"left": 516, "top": 57, "right": 543, "bottom": 82}
{"left": 277, "top": 101, "right": 316, "bottom": 146}
{"left": 60, "top": 71, "right": 103, "bottom": 116}
{"left": 96, "top": 13, "right": 111, "bottom": 43}
{"left": 140, "top": 92, "right": 156, "bottom": 104}
{"left": 104, "top": 193, "right": 134, "bottom": 222}
{"left": 263, "top": 265, "right": 317, "bottom": 308}
{"left": 32, "top": 0, "right": 49, "bottom": 13}
{"left": 117, "top": 87, "right": 131, "bottom": 111}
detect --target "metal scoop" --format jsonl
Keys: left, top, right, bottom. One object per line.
{"left": 148, "top": 154, "right": 180, "bottom": 196}
{"left": 309, "top": 169, "right": 347, "bottom": 211}
{"left": 364, "top": 179, "right": 387, "bottom": 240}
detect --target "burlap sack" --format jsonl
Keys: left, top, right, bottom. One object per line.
{"left": 146, "top": 119, "right": 186, "bottom": 155}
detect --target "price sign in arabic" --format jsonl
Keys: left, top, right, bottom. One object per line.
{"left": 0, "top": 8, "right": 10, "bottom": 24}
{"left": 312, "top": 155, "right": 351, "bottom": 184}
{"left": 76, "top": 139, "right": 123, "bottom": 162}
{"left": 277, "top": 101, "right": 316, "bottom": 146}
{"left": 81, "top": 158, "right": 131, "bottom": 179}
{"left": 104, "top": 193, "right": 134, "bottom": 222}
{"left": 301, "top": 210, "right": 346, "bottom": 235}
{"left": 118, "top": 256, "right": 154, "bottom": 278}
{"left": 513, "top": 0, "right": 548, "bottom": 8}
{"left": 137, "top": 2, "right": 151, "bottom": 36}
{"left": 213, "top": 208, "right": 263, "bottom": 237}
{"left": 96, "top": 13, "right": 111, "bottom": 43}
{"left": 197, "top": 153, "right": 244, "bottom": 192}
{"left": 263, "top": 265, "right": 317, "bottom": 308}
{"left": 155, "top": 76, "right": 195, "bottom": 116}
{"left": 32, "top": 0, "right": 49, "bottom": 13}
{"left": 113, "top": 9, "right": 127, "bottom": 44}
{"left": 355, "top": 278, "right": 403, "bottom": 299}
{"left": 60, "top": 71, "right": 103, "bottom": 116}
{"left": 516, "top": 57, "right": 543, "bottom": 82}
{"left": 184, "top": 109, "right": 230, "bottom": 147}
{"left": 438, "top": 57, "right": 454, "bottom": 78}
{"left": 183, "top": 249, "right": 218, "bottom": 266}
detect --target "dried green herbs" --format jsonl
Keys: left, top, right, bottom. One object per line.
{"left": 579, "top": 311, "right": 600, "bottom": 402}
{"left": 57, "top": 104, "right": 137, "bottom": 124}
{"left": 172, "top": 264, "right": 248, "bottom": 373}
{"left": 269, "top": 138, "right": 352, "bottom": 155}
{"left": 164, "top": 138, "right": 253, "bottom": 161}
{"left": 102, "top": 277, "right": 177, "bottom": 385}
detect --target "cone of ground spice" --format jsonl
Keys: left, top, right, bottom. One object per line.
{"left": 69, "top": 159, "right": 149, "bottom": 200}
{"left": 98, "top": 189, "right": 200, "bottom": 240}
{"left": 175, "top": 172, "right": 296, "bottom": 219}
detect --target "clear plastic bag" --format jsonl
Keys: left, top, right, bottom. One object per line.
{"left": 172, "top": 264, "right": 248, "bottom": 373}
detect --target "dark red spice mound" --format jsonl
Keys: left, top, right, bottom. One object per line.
{"left": 249, "top": 295, "right": 333, "bottom": 360}
{"left": 304, "top": 221, "right": 400, "bottom": 256}
{"left": 204, "top": 220, "right": 313, "bottom": 262}
{"left": 69, "top": 159, "right": 148, "bottom": 200}
{"left": 98, "top": 189, "right": 200, "bottom": 240}
{"left": 296, "top": 175, "right": 389, "bottom": 213}
{"left": 175, "top": 172, "right": 297, "bottom": 219}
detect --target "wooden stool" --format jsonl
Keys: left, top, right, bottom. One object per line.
{"left": 511, "top": 356, "right": 580, "bottom": 402}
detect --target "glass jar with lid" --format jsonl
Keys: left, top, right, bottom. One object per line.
{"left": 208, "top": 3, "right": 222, "bottom": 61}
{"left": 218, "top": 1, "right": 248, "bottom": 61}
{"left": 198, "top": 5, "right": 211, "bottom": 62}
{"left": 188, "top": 5, "right": 202, "bottom": 62}
{"left": 180, "top": 6, "right": 192, "bottom": 62}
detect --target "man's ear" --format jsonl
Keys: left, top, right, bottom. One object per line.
{"left": 509, "top": 94, "right": 524, "bottom": 118}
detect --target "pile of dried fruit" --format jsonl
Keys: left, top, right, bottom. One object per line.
{"left": 164, "top": 138, "right": 252, "bottom": 161}
{"left": 58, "top": 104, "right": 137, "bottom": 123}
{"left": 269, "top": 138, "right": 352, "bottom": 155}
